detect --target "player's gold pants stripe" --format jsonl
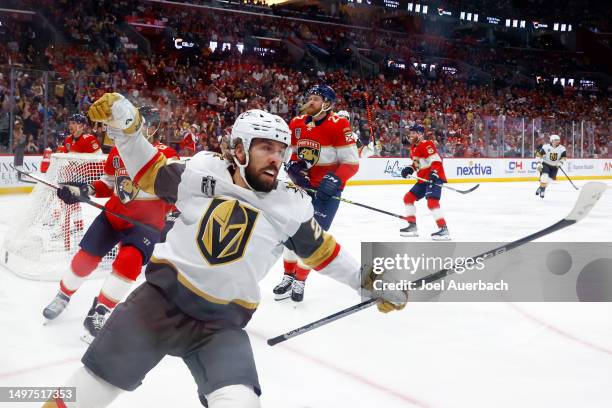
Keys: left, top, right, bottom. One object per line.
{"left": 301, "top": 233, "right": 337, "bottom": 269}
{"left": 134, "top": 153, "right": 167, "bottom": 194}
{"left": 150, "top": 257, "right": 259, "bottom": 309}
{"left": 42, "top": 400, "right": 63, "bottom": 408}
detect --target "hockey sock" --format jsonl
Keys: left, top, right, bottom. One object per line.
{"left": 42, "top": 366, "right": 122, "bottom": 408}
{"left": 282, "top": 247, "right": 299, "bottom": 276}
{"left": 205, "top": 384, "right": 260, "bottom": 408}
{"left": 60, "top": 250, "right": 102, "bottom": 297}
{"left": 98, "top": 246, "right": 142, "bottom": 309}
{"left": 283, "top": 260, "right": 297, "bottom": 276}
{"left": 295, "top": 263, "right": 311, "bottom": 281}
{"left": 427, "top": 198, "right": 446, "bottom": 228}
{"left": 403, "top": 192, "right": 417, "bottom": 223}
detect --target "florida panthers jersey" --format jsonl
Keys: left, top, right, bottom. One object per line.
{"left": 537, "top": 144, "right": 567, "bottom": 166}
{"left": 290, "top": 113, "right": 359, "bottom": 188}
{"left": 90, "top": 144, "right": 178, "bottom": 230}
{"left": 410, "top": 140, "right": 447, "bottom": 182}
{"left": 113, "top": 130, "right": 361, "bottom": 328}
{"left": 59, "top": 133, "right": 101, "bottom": 153}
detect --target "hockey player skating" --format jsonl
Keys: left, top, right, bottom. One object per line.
{"left": 274, "top": 85, "right": 359, "bottom": 302}
{"left": 42, "top": 108, "right": 178, "bottom": 343}
{"left": 400, "top": 124, "right": 450, "bottom": 240}
{"left": 535, "top": 134, "right": 567, "bottom": 198}
{"left": 41, "top": 94, "right": 405, "bottom": 408}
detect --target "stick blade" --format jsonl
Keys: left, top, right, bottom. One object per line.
{"left": 461, "top": 183, "right": 480, "bottom": 194}
{"left": 565, "top": 181, "right": 607, "bottom": 222}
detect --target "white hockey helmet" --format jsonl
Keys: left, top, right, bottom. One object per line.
{"left": 550, "top": 134, "right": 561, "bottom": 143}
{"left": 230, "top": 109, "right": 292, "bottom": 182}
{"left": 337, "top": 110, "right": 350, "bottom": 121}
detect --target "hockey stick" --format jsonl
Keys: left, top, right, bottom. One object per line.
{"left": 267, "top": 182, "right": 607, "bottom": 346}
{"left": 13, "top": 154, "right": 161, "bottom": 235}
{"left": 13, "top": 145, "right": 36, "bottom": 184}
{"left": 303, "top": 186, "right": 407, "bottom": 220}
{"left": 410, "top": 174, "right": 480, "bottom": 194}
{"left": 559, "top": 166, "right": 580, "bottom": 191}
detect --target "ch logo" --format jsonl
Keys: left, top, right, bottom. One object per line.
{"left": 196, "top": 198, "right": 259, "bottom": 265}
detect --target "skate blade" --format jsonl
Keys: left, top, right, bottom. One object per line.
{"left": 400, "top": 232, "right": 419, "bottom": 237}
{"left": 431, "top": 235, "right": 451, "bottom": 241}
{"left": 274, "top": 292, "right": 292, "bottom": 301}
{"left": 80, "top": 332, "right": 95, "bottom": 345}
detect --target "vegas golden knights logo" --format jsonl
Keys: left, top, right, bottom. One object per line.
{"left": 197, "top": 198, "right": 259, "bottom": 265}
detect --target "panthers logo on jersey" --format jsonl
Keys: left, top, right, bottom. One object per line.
{"left": 115, "top": 169, "right": 140, "bottom": 204}
{"left": 296, "top": 139, "right": 321, "bottom": 167}
{"left": 196, "top": 198, "right": 259, "bottom": 266}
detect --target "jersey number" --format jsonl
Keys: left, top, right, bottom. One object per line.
{"left": 311, "top": 218, "right": 323, "bottom": 241}
{"left": 196, "top": 198, "right": 259, "bottom": 266}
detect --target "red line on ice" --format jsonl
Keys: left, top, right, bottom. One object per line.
{"left": 0, "top": 357, "right": 81, "bottom": 379}
{"left": 250, "top": 330, "right": 431, "bottom": 407}
{"left": 507, "top": 303, "right": 612, "bottom": 356}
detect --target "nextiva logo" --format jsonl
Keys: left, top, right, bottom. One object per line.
{"left": 457, "top": 161, "right": 492, "bottom": 176}
{"left": 604, "top": 162, "right": 612, "bottom": 172}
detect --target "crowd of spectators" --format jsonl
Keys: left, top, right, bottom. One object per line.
{"left": 0, "top": 0, "right": 609, "bottom": 158}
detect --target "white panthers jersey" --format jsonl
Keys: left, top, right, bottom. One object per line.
{"left": 114, "top": 132, "right": 361, "bottom": 327}
{"left": 537, "top": 143, "right": 567, "bottom": 166}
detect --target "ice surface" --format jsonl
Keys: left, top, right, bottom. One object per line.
{"left": 1, "top": 181, "right": 611, "bottom": 407}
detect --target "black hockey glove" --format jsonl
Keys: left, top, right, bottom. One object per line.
{"left": 317, "top": 172, "right": 342, "bottom": 201}
{"left": 401, "top": 166, "right": 415, "bottom": 179}
{"left": 285, "top": 160, "right": 312, "bottom": 189}
{"left": 429, "top": 170, "right": 441, "bottom": 184}
{"left": 57, "top": 182, "right": 93, "bottom": 205}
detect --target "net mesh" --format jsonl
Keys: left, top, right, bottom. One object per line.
{"left": 2, "top": 153, "right": 117, "bottom": 281}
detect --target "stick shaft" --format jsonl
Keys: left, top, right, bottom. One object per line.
{"left": 300, "top": 186, "right": 406, "bottom": 220}
{"left": 559, "top": 166, "right": 579, "bottom": 190}
{"left": 410, "top": 175, "right": 479, "bottom": 194}
{"left": 267, "top": 299, "right": 377, "bottom": 346}
{"left": 18, "top": 169, "right": 160, "bottom": 234}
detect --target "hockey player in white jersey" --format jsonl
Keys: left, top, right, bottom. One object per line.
{"left": 42, "top": 93, "right": 406, "bottom": 408}
{"left": 535, "top": 134, "right": 567, "bottom": 198}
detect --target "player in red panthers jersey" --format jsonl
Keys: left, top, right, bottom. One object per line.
{"left": 400, "top": 124, "right": 450, "bottom": 240}
{"left": 58, "top": 113, "right": 102, "bottom": 154}
{"left": 42, "top": 113, "right": 180, "bottom": 343}
{"left": 52, "top": 114, "right": 102, "bottom": 243}
{"left": 273, "top": 85, "right": 359, "bottom": 302}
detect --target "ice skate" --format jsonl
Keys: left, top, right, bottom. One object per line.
{"left": 400, "top": 222, "right": 418, "bottom": 237}
{"left": 42, "top": 292, "right": 71, "bottom": 320}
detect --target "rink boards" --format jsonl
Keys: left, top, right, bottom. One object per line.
{"left": 1, "top": 155, "right": 612, "bottom": 193}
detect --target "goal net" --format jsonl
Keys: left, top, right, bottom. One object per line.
{"left": 2, "top": 153, "right": 118, "bottom": 281}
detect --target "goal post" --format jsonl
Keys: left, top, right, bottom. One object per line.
{"left": 2, "top": 153, "right": 118, "bottom": 281}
